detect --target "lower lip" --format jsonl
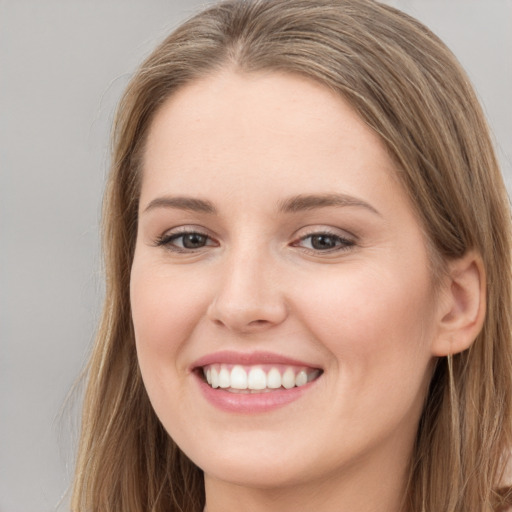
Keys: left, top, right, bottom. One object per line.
{"left": 195, "top": 373, "right": 318, "bottom": 414}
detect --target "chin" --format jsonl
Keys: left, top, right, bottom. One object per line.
{"left": 200, "top": 457, "right": 310, "bottom": 490}
{"left": 176, "top": 429, "right": 315, "bottom": 488}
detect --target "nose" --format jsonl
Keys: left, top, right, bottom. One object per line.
{"left": 206, "top": 248, "right": 288, "bottom": 333}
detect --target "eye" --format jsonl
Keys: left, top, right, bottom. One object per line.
{"left": 155, "top": 230, "right": 217, "bottom": 252}
{"left": 293, "top": 232, "right": 355, "bottom": 253}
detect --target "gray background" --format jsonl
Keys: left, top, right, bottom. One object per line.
{"left": 1, "top": 1, "right": 510, "bottom": 511}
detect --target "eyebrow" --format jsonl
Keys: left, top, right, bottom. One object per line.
{"left": 143, "top": 196, "right": 217, "bottom": 214}
{"left": 142, "top": 192, "right": 380, "bottom": 216}
{"left": 277, "top": 193, "right": 380, "bottom": 216}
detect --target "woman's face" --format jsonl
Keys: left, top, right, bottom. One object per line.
{"left": 131, "top": 71, "right": 441, "bottom": 491}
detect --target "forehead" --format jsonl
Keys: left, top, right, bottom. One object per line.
{"left": 146, "top": 70, "right": 386, "bottom": 153}
{"left": 141, "top": 70, "right": 402, "bottom": 204}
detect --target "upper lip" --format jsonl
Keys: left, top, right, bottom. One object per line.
{"left": 191, "top": 350, "right": 322, "bottom": 370}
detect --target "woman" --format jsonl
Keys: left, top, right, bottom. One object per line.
{"left": 72, "top": 0, "right": 512, "bottom": 510}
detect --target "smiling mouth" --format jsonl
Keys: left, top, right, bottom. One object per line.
{"left": 200, "top": 364, "right": 322, "bottom": 393}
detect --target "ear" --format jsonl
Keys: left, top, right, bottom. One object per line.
{"left": 431, "top": 250, "right": 486, "bottom": 357}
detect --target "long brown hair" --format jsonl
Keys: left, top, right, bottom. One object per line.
{"left": 72, "top": 1, "right": 512, "bottom": 510}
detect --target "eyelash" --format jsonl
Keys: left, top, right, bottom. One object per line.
{"left": 154, "top": 229, "right": 355, "bottom": 254}
{"left": 154, "top": 230, "right": 217, "bottom": 252}
{"left": 292, "top": 231, "right": 355, "bottom": 253}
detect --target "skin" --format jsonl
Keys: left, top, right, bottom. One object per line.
{"left": 130, "top": 70, "right": 477, "bottom": 512}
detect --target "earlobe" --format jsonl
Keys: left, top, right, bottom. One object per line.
{"left": 431, "top": 251, "right": 486, "bottom": 357}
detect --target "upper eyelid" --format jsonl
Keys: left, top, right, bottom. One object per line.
{"left": 297, "top": 232, "right": 354, "bottom": 242}
{"left": 158, "top": 225, "right": 214, "bottom": 238}
{"left": 292, "top": 225, "right": 357, "bottom": 241}
{"left": 293, "top": 232, "right": 355, "bottom": 247}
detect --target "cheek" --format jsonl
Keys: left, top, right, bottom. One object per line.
{"left": 295, "top": 264, "right": 436, "bottom": 382}
{"left": 292, "top": 268, "right": 436, "bottom": 453}
{"left": 130, "top": 258, "right": 208, "bottom": 362}
{"left": 129, "top": 259, "right": 213, "bottom": 435}
{"left": 130, "top": 258, "right": 209, "bottom": 431}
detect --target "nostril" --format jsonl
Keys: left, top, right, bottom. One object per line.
{"left": 249, "top": 319, "right": 268, "bottom": 326}
{"left": 245, "top": 319, "right": 275, "bottom": 331}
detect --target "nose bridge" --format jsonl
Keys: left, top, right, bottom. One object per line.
{"left": 207, "top": 237, "right": 287, "bottom": 332}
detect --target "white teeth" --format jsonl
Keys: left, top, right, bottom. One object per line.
{"left": 230, "top": 365, "right": 248, "bottom": 389}
{"left": 282, "top": 367, "right": 295, "bottom": 389}
{"left": 218, "top": 367, "right": 230, "bottom": 388}
{"left": 210, "top": 367, "right": 219, "bottom": 388}
{"left": 248, "top": 367, "right": 267, "bottom": 390}
{"left": 295, "top": 370, "right": 308, "bottom": 387}
{"left": 202, "top": 364, "right": 321, "bottom": 391}
{"left": 267, "top": 367, "right": 282, "bottom": 389}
